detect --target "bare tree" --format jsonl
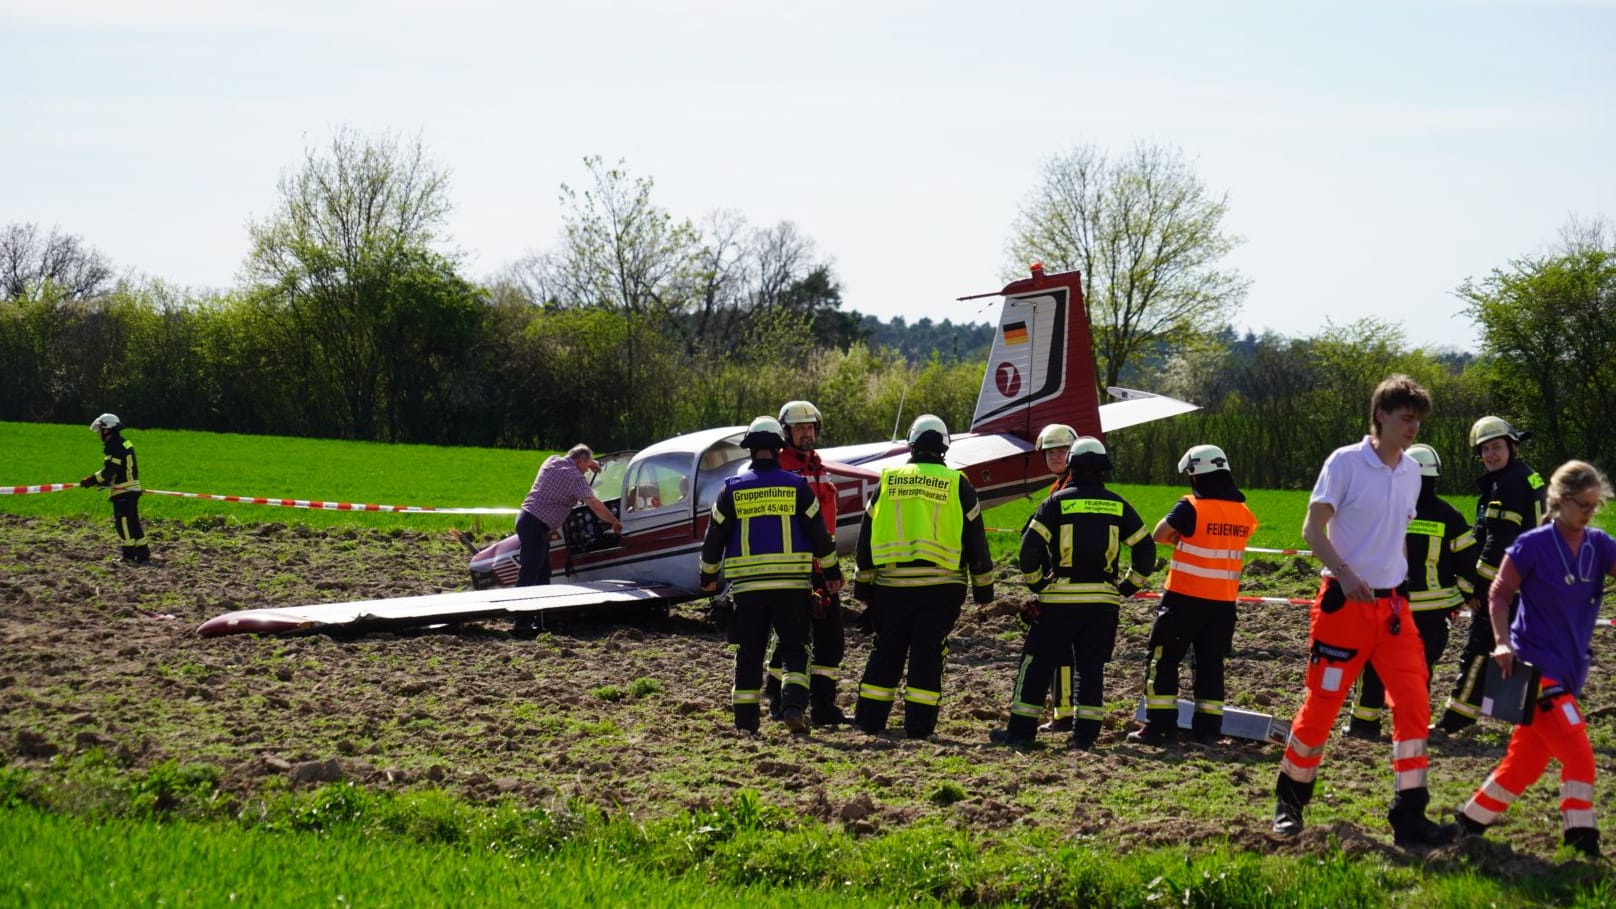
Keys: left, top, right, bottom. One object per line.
{"left": 0, "top": 222, "right": 115, "bottom": 301}
{"left": 1007, "top": 143, "right": 1248, "bottom": 392}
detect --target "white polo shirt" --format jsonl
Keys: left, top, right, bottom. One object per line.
{"left": 1308, "top": 436, "right": 1421, "bottom": 589}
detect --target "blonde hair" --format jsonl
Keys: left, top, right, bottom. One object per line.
{"left": 1545, "top": 459, "right": 1613, "bottom": 523}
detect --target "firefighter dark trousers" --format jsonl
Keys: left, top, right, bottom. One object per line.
{"left": 1436, "top": 598, "right": 1519, "bottom": 730}
{"left": 1007, "top": 603, "right": 1119, "bottom": 743}
{"left": 111, "top": 492, "right": 149, "bottom": 563}
{"left": 1279, "top": 581, "right": 1431, "bottom": 797}
{"left": 1350, "top": 608, "right": 1449, "bottom": 730}
{"left": 766, "top": 583, "right": 845, "bottom": 716}
{"left": 1459, "top": 678, "right": 1597, "bottom": 839}
{"left": 854, "top": 584, "right": 963, "bottom": 739}
{"left": 1141, "top": 597, "right": 1235, "bottom": 738}
{"left": 732, "top": 590, "right": 811, "bottom": 732}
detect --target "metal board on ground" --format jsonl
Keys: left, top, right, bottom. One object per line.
{"left": 1133, "top": 698, "right": 1290, "bottom": 744}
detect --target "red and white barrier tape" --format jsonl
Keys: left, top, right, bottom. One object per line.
{"left": 1, "top": 481, "right": 518, "bottom": 515}
{"left": 2, "top": 483, "right": 78, "bottom": 494}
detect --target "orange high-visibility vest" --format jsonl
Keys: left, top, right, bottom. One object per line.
{"left": 1163, "top": 496, "right": 1258, "bottom": 602}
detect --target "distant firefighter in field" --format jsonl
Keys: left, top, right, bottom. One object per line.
{"left": 1130, "top": 444, "right": 1257, "bottom": 749}
{"left": 81, "top": 413, "right": 150, "bottom": 565}
{"left": 699, "top": 417, "right": 843, "bottom": 735}
{"left": 991, "top": 436, "right": 1153, "bottom": 750}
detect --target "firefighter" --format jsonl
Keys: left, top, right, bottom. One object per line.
{"left": 991, "top": 436, "right": 1154, "bottom": 749}
{"left": 1032, "top": 422, "right": 1080, "bottom": 734}
{"left": 1129, "top": 444, "right": 1257, "bottom": 748}
{"left": 1272, "top": 374, "right": 1455, "bottom": 848}
{"left": 81, "top": 413, "right": 150, "bottom": 564}
{"left": 1432, "top": 416, "right": 1546, "bottom": 735}
{"left": 699, "top": 416, "right": 842, "bottom": 735}
{"left": 1345, "top": 443, "right": 1478, "bottom": 740}
{"left": 763, "top": 400, "right": 850, "bottom": 726}
{"left": 852, "top": 414, "right": 995, "bottom": 741}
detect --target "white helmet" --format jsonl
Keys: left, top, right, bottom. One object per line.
{"left": 1407, "top": 443, "right": 1441, "bottom": 478}
{"left": 740, "top": 416, "right": 785, "bottom": 451}
{"left": 906, "top": 414, "right": 950, "bottom": 453}
{"left": 1036, "top": 423, "right": 1078, "bottom": 451}
{"left": 1469, "top": 415, "right": 1527, "bottom": 450}
{"left": 90, "top": 413, "right": 122, "bottom": 432}
{"left": 778, "top": 400, "right": 823, "bottom": 431}
{"left": 1067, "top": 436, "right": 1113, "bottom": 472}
{"left": 1178, "top": 444, "right": 1230, "bottom": 476}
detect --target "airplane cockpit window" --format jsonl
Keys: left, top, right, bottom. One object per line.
{"left": 623, "top": 454, "right": 693, "bottom": 513}
{"left": 695, "top": 440, "right": 750, "bottom": 511}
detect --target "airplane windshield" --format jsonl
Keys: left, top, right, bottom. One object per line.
{"left": 695, "top": 441, "right": 750, "bottom": 510}
{"left": 591, "top": 452, "right": 633, "bottom": 502}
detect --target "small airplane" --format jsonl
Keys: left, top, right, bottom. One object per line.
{"left": 197, "top": 265, "right": 1198, "bottom": 638}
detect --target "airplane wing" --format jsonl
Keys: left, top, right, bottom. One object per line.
{"left": 196, "top": 579, "right": 696, "bottom": 638}
{"left": 1098, "top": 386, "right": 1200, "bottom": 433}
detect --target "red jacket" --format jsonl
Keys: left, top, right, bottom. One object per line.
{"left": 778, "top": 446, "right": 837, "bottom": 536}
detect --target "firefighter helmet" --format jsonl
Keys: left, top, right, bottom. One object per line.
{"left": 1407, "top": 443, "right": 1441, "bottom": 478}
{"left": 1178, "top": 444, "right": 1230, "bottom": 476}
{"left": 1067, "top": 436, "right": 1113, "bottom": 473}
{"left": 740, "top": 416, "right": 785, "bottom": 451}
{"left": 778, "top": 400, "right": 823, "bottom": 431}
{"left": 1035, "top": 423, "right": 1078, "bottom": 451}
{"left": 1469, "top": 416, "right": 1527, "bottom": 450}
{"left": 90, "top": 413, "right": 122, "bottom": 433}
{"left": 906, "top": 414, "right": 950, "bottom": 453}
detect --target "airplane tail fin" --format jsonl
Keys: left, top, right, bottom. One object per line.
{"left": 968, "top": 265, "right": 1103, "bottom": 442}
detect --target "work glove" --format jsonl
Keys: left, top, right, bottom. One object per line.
{"left": 973, "top": 582, "right": 995, "bottom": 605}
{"left": 699, "top": 571, "right": 721, "bottom": 593}
{"left": 1117, "top": 581, "right": 1140, "bottom": 599}
{"left": 809, "top": 588, "right": 833, "bottom": 619}
{"left": 1022, "top": 599, "right": 1041, "bottom": 621}
{"left": 80, "top": 475, "right": 96, "bottom": 488}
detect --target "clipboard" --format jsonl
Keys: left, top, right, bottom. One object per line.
{"left": 1479, "top": 658, "right": 1541, "bottom": 725}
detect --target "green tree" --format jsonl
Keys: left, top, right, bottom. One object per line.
{"left": 1461, "top": 217, "right": 1616, "bottom": 469}
{"left": 244, "top": 129, "right": 459, "bottom": 440}
{"left": 1006, "top": 142, "right": 1248, "bottom": 394}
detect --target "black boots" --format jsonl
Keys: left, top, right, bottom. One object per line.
{"left": 1564, "top": 827, "right": 1602, "bottom": 858}
{"left": 1344, "top": 718, "right": 1382, "bottom": 741}
{"left": 1272, "top": 774, "right": 1313, "bottom": 838}
{"left": 1388, "top": 787, "right": 1458, "bottom": 848}
{"left": 809, "top": 676, "right": 849, "bottom": 726}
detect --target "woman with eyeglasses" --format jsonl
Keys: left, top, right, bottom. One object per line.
{"left": 1456, "top": 459, "right": 1614, "bottom": 859}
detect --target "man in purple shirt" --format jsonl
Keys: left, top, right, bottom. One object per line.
{"left": 516, "top": 444, "right": 621, "bottom": 590}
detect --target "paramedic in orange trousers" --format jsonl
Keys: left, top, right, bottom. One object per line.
{"left": 1455, "top": 459, "right": 1612, "bottom": 859}
{"left": 1271, "top": 374, "right": 1456, "bottom": 848}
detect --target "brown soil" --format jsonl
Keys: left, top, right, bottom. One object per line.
{"left": 2, "top": 513, "right": 1610, "bottom": 880}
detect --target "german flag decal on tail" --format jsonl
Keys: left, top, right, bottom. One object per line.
{"left": 1003, "top": 320, "right": 1029, "bottom": 345}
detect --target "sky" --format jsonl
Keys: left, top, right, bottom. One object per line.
{"left": 4, "top": 0, "right": 1613, "bottom": 351}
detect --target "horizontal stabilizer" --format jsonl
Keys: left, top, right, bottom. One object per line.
{"left": 197, "top": 580, "right": 695, "bottom": 637}
{"left": 1098, "top": 387, "right": 1200, "bottom": 433}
